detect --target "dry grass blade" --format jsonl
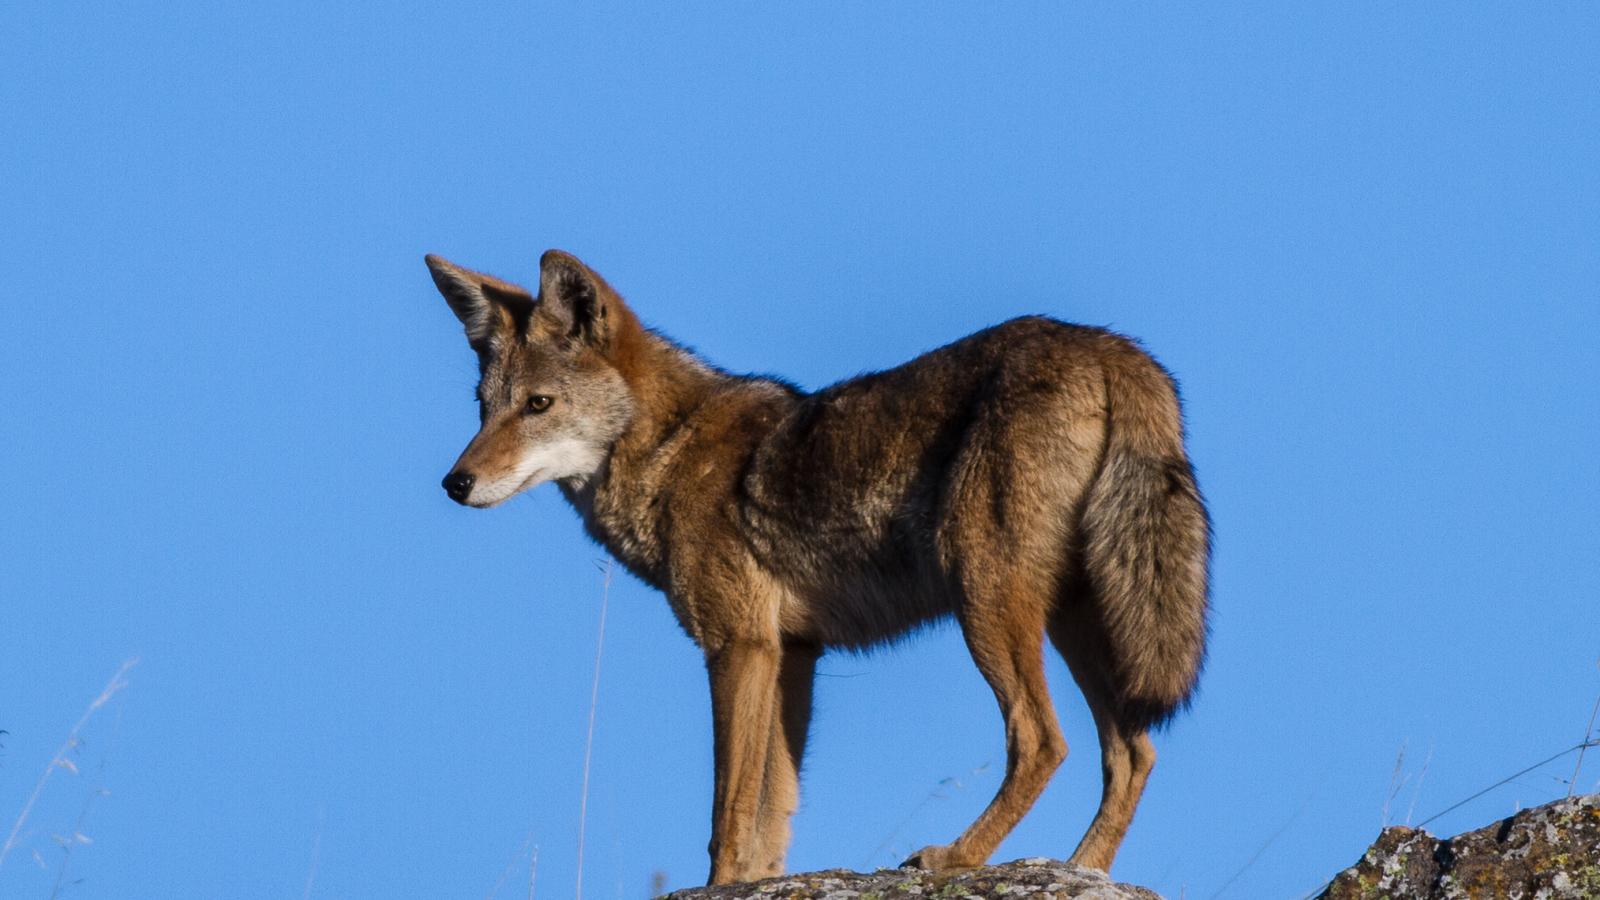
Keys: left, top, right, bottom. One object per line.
{"left": 1, "top": 658, "right": 138, "bottom": 872}
{"left": 866, "top": 760, "right": 990, "bottom": 868}
{"left": 1405, "top": 744, "right": 1434, "bottom": 826}
{"left": 302, "top": 806, "right": 325, "bottom": 900}
{"left": 1381, "top": 740, "right": 1408, "bottom": 827}
{"left": 1208, "top": 796, "right": 1307, "bottom": 900}
{"left": 527, "top": 844, "right": 537, "bottom": 900}
{"left": 575, "top": 562, "right": 612, "bottom": 900}
{"left": 486, "top": 833, "right": 536, "bottom": 900}
{"left": 1568, "top": 658, "right": 1600, "bottom": 800}
{"left": 47, "top": 705, "right": 121, "bottom": 900}
{"left": 1416, "top": 739, "right": 1597, "bottom": 830}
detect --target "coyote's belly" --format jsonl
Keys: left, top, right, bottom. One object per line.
{"left": 766, "top": 524, "right": 957, "bottom": 649}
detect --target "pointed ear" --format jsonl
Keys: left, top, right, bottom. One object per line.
{"left": 537, "top": 250, "right": 611, "bottom": 348}
{"left": 425, "top": 255, "right": 533, "bottom": 349}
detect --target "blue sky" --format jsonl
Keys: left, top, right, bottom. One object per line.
{"left": 3, "top": 2, "right": 1597, "bottom": 897}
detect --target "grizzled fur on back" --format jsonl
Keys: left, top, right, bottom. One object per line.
{"left": 428, "top": 249, "right": 1210, "bottom": 885}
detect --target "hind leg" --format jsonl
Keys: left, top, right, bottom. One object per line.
{"left": 903, "top": 575, "right": 1066, "bottom": 872}
{"left": 904, "top": 387, "right": 1100, "bottom": 872}
{"left": 1048, "top": 613, "right": 1156, "bottom": 872}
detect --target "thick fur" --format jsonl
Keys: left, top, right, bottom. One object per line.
{"left": 428, "top": 250, "right": 1211, "bottom": 885}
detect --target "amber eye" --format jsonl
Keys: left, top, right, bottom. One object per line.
{"left": 525, "top": 394, "right": 553, "bottom": 414}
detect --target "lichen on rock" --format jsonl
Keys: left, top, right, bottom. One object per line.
{"left": 1318, "top": 793, "right": 1600, "bottom": 899}
{"left": 661, "top": 858, "right": 1162, "bottom": 900}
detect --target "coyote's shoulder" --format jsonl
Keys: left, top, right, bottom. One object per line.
{"left": 429, "top": 251, "right": 1209, "bottom": 885}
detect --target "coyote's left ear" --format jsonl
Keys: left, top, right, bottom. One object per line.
{"left": 537, "top": 250, "right": 612, "bottom": 348}
{"left": 425, "top": 255, "right": 533, "bottom": 350}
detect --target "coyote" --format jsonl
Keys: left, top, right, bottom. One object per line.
{"left": 427, "top": 250, "right": 1210, "bottom": 885}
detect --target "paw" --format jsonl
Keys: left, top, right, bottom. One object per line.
{"left": 900, "top": 843, "right": 981, "bottom": 872}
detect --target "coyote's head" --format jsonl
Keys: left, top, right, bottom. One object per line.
{"left": 427, "top": 250, "right": 636, "bottom": 508}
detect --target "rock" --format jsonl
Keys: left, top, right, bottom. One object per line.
{"left": 1318, "top": 793, "right": 1600, "bottom": 899}
{"left": 661, "top": 858, "right": 1162, "bottom": 900}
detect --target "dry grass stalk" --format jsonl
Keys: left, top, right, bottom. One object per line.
{"left": 1568, "top": 662, "right": 1600, "bottom": 800}
{"left": 574, "top": 562, "right": 612, "bottom": 900}
{"left": 0, "top": 658, "right": 138, "bottom": 872}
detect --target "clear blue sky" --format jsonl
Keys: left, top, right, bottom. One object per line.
{"left": 3, "top": 3, "right": 1597, "bottom": 898}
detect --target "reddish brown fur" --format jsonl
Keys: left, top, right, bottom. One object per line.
{"left": 428, "top": 250, "right": 1210, "bottom": 885}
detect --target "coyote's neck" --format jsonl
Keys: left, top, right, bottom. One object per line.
{"left": 614, "top": 325, "right": 729, "bottom": 449}
{"left": 558, "top": 321, "right": 731, "bottom": 585}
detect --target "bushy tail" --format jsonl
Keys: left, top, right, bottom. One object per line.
{"left": 1080, "top": 351, "right": 1212, "bottom": 731}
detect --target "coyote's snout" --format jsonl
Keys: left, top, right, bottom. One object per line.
{"left": 427, "top": 250, "right": 1211, "bottom": 885}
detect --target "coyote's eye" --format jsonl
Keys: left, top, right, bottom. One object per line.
{"left": 525, "top": 394, "right": 554, "bottom": 414}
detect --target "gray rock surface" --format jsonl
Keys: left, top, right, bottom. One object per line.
{"left": 663, "top": 794, "right": 1600, "bottom": 900}
{"left": 661, "top": 858, "right": 1161, "bottom": 900}
{"left": 1318, "top": 793, "right": 1600, "bottom": 899}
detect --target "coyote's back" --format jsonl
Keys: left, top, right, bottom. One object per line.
{"left": 427, "top": 251, "right": 1209, "bottom": 884}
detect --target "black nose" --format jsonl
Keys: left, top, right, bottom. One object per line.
{"left": 442, "top": 470, "right": 475, "bottom": 503}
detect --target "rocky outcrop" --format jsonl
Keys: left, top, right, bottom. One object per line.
{"left": 662, "top": 859, "right": 1161, "bottom": 900}
{"left": 661, "top": 794, "right": 1600, "bottom": 900}
{"left": 1318, "top": 793, "right": 1600, "bottom": 899}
